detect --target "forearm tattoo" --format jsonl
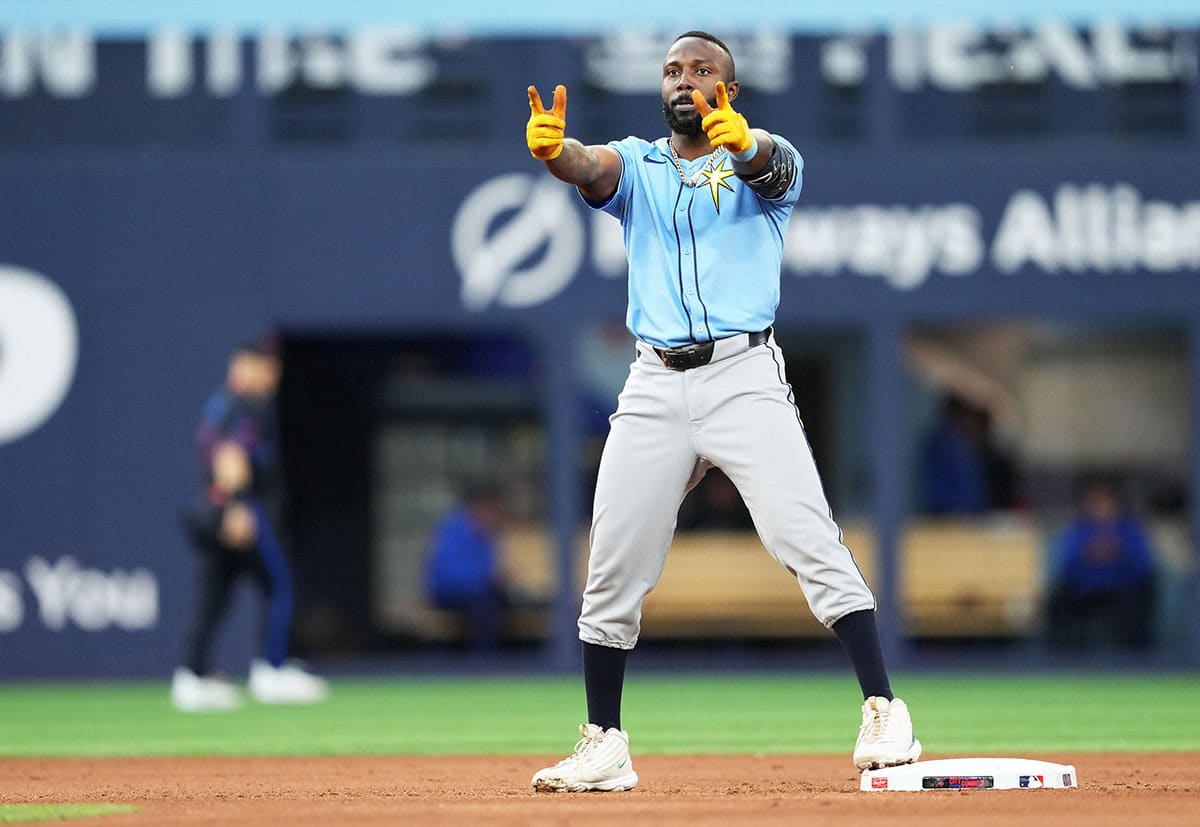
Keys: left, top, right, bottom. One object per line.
{"left": 552, "top": 139, "right": 603, "bottom": 184}
{"left": 736, "top": 143, "right": 796, "bottom": 200}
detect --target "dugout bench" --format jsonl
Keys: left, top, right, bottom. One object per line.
{"left": 489, "top": 517, "right": 1044, "bottom": 641}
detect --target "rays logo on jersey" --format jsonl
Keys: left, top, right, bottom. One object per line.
{"left": 700, "top": 157, "right": 737, "bottom": 213}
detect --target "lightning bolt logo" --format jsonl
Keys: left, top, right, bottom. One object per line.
{"left": 701, "top": 158, "right": 737, "bottom": 213}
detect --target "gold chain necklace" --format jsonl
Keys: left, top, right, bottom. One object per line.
{"left": 667, "top": 139, "right": 725, "bottom": 188}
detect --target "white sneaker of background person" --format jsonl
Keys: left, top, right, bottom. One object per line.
{"left": 531, "top": 724, "right": 638, "bottom": 792}
{"left": 248, "top": 659, "right": 330, "bottom": 705}
{"left": 171, "top": 667, "right": 242, "bottom": 713}
{"left": 853, "top": 696, "right": 922, "bottom": 770}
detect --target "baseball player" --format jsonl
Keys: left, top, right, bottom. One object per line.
{"left": 526, "top": 32, "right": 921, "bottom": 792}
{"left": 172, "top": 340, "right": 328, "bottom": 710}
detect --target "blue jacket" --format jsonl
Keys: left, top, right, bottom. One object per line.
{"left": 424, "top": 507, "right": 497, "bottom": 602}
{"left": 1052, "top": 516, "right": 1156, "bottom": 596}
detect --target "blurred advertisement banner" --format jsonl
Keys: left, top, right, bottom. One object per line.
{"left": 0, "top": 265, "right": 78, "bottom": 445}
{"left": 1, "top": 25, "right": 1195, "bottom": 99}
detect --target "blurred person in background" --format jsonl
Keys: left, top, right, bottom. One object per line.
{"left": 1045, "top": 478, "right": 1158, "bottom": 651}
{"left": 171, "top": 338, "right": 328, "bottom": 711}
{"left": 423, "top": 482, "right": 532, "bottom": 651}
{"left": 919, "top": 392, "right": 1020, "bottom": 516}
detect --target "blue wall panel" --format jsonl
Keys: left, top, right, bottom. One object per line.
{"left": 1, "top": 29, "right": 1198, "bottom": 676}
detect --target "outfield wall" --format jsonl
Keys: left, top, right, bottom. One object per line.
{"left": 1, "top": 25, "right": 1198, "bottom": 677}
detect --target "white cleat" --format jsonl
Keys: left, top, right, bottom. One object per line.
{"left": 248, "top": 659, "right": 329, "bottom": 705}
{"left": 170, "top": 667, "right": 241, "bottom": 712}
{"left": 531, "top": 724, "right": 639, "bottom": 793}
{"left": 853, "top": 696, "right": 922, "bottom": 771}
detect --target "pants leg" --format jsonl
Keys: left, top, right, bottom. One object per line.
{"left": 579, "top": 358, "right": 707, "bottom": 649}
{"left": 249, "top": 499, "right": 294, "bottom": 668}
{"left": 1046, "top": 584, "right": 1087, "bottom": 648}
{"left": 184, "top": 548, "right": 239, "bottom": 676}
{"left": 1119, "top": 580, "right": 1156, "bottom": 649}
{"left": 435, "top": 588, "right": 505, "bottom": 650}
{"left": 1097, "top": 583, "right": 1156, "bottom": 650}
{"left": 694, "top": 339, "right": 876, "bottom": 627}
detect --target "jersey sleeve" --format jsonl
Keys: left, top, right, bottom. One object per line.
{"left": 578, "top": 137, "right": 640, "bottom": 219}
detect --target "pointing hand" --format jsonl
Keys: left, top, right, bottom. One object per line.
{"left": 691, "top": 82, "right": 756, "bottom": 159}
{"left": 527, "top": 84, "right": 568, "bottom": 161}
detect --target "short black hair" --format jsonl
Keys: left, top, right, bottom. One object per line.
{"left": 672, "top": 30, "right": 736, "bottom": 80}
{"left": 1074, "top": 472, "right": 1122, "bottom": 504}
{"left": 233, "top": 331, "right": 280, "bottom": 359}
{"left": 459, "top": 479, "right": 504, "bottom": 506}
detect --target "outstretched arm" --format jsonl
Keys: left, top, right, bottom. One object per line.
{"left": 692, "top": 83, "right": 775, "bottom": 174}
{"left": 527, "top": 84, "right": 622, "bottom": 203}
{"left": 693, "top": 82, "right": 794, "bottom": 197}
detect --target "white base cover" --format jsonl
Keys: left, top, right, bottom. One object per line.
{"left": 861, "top": 758, "right": 1078, "bottom": 792}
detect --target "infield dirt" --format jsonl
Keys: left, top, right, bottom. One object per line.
{"left": 2, "top": 753, "right": 1192, "bottom": 825}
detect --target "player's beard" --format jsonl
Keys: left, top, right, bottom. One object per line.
{"left": 662, "top": 100, "right": 703, "bottom": 138}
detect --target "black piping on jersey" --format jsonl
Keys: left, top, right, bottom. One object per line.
{"left": 763, "top": 337, "right": 874, "bottom": 596}
{"left": 671, "top": 182, "right": 712, "bottom": 343}
{"left": 686, "top": 201, "right": 713, "bottom": 341}
{"left": 670, "top": 184, "right": 696, "bottom": 341}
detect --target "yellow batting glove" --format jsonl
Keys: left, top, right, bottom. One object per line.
{"left": 527, "top": 84, "right": 567, "bottom": 161}
{"left": 692, "top": 82, "right": 758, "bottom": 162}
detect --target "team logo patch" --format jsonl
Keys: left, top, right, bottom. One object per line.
{"left": 700, "top": 158, "right": 737, "bottom": 213}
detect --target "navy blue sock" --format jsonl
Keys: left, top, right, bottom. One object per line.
{"left": 582, "top": 641, "right": 628, "bottom": 731}
{"left": 831, "top": 609, "right": 894, "bottom": 701}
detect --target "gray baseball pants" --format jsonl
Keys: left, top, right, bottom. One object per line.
{"left": 578, "top": 330, "right": 876, "bottom": 649}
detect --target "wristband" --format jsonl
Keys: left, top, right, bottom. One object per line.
{"left": 729, "top": 134, "right": 758, "bottom": 163}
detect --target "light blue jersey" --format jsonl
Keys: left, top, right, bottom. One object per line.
{"left": 585, "top": 135, "right": 804, "bottom": 349}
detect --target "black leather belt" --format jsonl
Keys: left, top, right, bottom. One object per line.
{"left": 654, "top": 328, "right": 770, "bottom": 371}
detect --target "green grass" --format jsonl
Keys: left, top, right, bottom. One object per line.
{"left": 0, "top": 804, "right": 137, "bottom": 823}
{"left": 0, "top": 673, "right": 1195, "bottom": 758}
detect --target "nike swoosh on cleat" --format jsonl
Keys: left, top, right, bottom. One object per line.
{"left": 616, "top": 760, "right": 627, "bottom": 769}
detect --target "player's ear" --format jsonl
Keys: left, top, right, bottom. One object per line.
{"left": 725, "top": 80, "right": 739, "bottom": 102}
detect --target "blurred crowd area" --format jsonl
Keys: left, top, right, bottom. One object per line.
{"left": 278, "top": 319, "right": 1192, "bottom": 656}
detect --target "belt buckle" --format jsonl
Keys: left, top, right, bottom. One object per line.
{"left": 657, "top": 341, "right": 714, "bottom": 371}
